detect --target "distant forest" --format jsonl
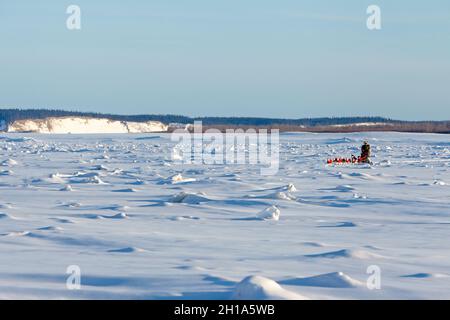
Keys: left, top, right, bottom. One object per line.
{"left": 1, "top": 108, "right": 449, "bottom": 133}
{"left": 0, "top": 108, "right": 396, "bottom": 126}
{"left": 0, "top": 109, "right": 190, "bottom": 125}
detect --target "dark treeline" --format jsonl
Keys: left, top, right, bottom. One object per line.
{"left": 195, "top": 116, "right": 396, "bottom": 126}
{"left": 0, "top": 108, "right": 397, "bottom": 127}
{"left": 200, "top": 122, "right": 450, "bottom": 134}
{"left": 0, "top": 109, "right": 190, "bottom": 125}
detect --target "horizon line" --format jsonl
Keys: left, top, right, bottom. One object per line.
{"left": 2, "top": 107, "right": 449, "bottom": 123}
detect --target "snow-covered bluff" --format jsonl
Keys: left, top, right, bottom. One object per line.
{"left": 5, "top": 117, "right": 168, "bottom": 134}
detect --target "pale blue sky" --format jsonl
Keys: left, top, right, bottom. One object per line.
{"left": 1, "top": 1, "right": 449, "bottom": 120}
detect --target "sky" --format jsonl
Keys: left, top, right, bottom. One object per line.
{"left": 0, "top": 0, "right": 449, "bottom": 120}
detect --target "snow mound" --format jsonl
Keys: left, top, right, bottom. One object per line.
{"left": 305, "top": 249, "right": 383, "bottom": 260}
{"left": 108, "top": 205, "right": 130, "bottom": 211}
{"left": 1, "top": 231, "right": 30, "bottom": 237}
{"left": 105, "top": 213, "right": 129, "bottom": 219}
{"left": 401, "top": 273, "right": 450, "bottom": 279}
{"left": 0, "top": 170, "right": 13, "bottom": 176}
{"left": 0, "top": 213, "right": 17, "bottom": 220}
{"left": 326, "top": 137, "right": 354, "bottom": 145}
{"left": 1, "top": 159, "right": 18, "bottom": 166}
{"left": 280, "top": 183, "right": 297, "bottom": 192}
{"left": 339, "top": 172, "right": 381, "bottom": 181}
{"left": 170, "top": 215, "right": 201, "bottom": 221}
{"left": 73, "top": 171, "right": 106, "bottom": 178}
{"left": 129, "top": 179, "right": 147, "bottom": 185}
{"left": 379, "top": 160, "right": 392, "bottom": 167}
{"left": 67, "top": 172, "right": 108, "bottom": 184}
{"left": 334, "top": 185, "right": 356, "bottom": 192}
{"left": 301, "top": 242, "right": 326, "bottom": 247}
{"left": 282, "top": 272, "right": 362, "bottom": 288}
{"left": 257, "top": 206, "right": 281, "bottom": 221}
{"left": 92, "top": 164, "right": 109, "bottom": 171}
{"left": 60, "top": 185, "right": 73, "bottom": 191}
{"left": 169, "top": 192, "right": 211, "bottom": 204}
{"left": 232, "top": 276, "right": 308, "bottom": 300}
{"left": 107, "top": 247, "right": 145, "bottom": 253}
{"left": 249, "top": 191, "right": 296, "bottom": 201}
{"left": 89, "top": 176, "right": 107, "bottom": 185}
{"left": 273, "top": 192, "right": 297, "bottom": 200}
{"left": 37, "top": 226, "right": 63, "bottom": 231}
{"left": 51, "top": 218, "right": 75, "bottom": 224}
{"left": 159, "top": 174, "right": 197, "bottom": 185}
{"left": 287, "top": 183, "right": 297, "bottom": 192}
{"left": 112, "top": 188, "right": 138, "bottom": 193}
{"left": 170, "top": 173, "right": 196, "bottom": 184}
{"left": 272, "top": 192, "right": 296, "bottom": 200}
{"left": 319, "top": 221, "right": 357, "bottom": 228}
{"left": 349, "top": 173, "right": 379, "bottom": 180}
{"left": 62, "top": 202, "right": 82, "bottom": 208}
{"left": 47, "top": 174, "right": 66, "bottom": 184}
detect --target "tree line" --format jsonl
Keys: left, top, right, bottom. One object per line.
{"left": 0, "top": 108, "right": 397, "bottom": 127}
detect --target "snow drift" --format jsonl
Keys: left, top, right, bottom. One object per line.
{"left": 232, "top": 276, "right": 308, "bottom": 300}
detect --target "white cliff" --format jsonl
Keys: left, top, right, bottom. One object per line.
{"left": 5, "top": 117, "right": 168, "bottom": 134}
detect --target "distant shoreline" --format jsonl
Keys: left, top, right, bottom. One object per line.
{"left": 196, "top": 124, "right": 450, "bottom": 134}
{"left": 1, "top": 108, "right": 449, "bottom": 134}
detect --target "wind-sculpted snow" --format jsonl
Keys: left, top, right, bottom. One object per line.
{"left": 0, "top": 132, "right": 449, "bottom": 299}
{"left": 232, "top": 276, "right": 308, "bottom": 300}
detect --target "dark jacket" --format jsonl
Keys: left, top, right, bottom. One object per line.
{"left": 361, "top": 143, "right": 371, "bottom": 159}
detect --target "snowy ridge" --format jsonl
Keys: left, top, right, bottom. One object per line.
{"left": 6, "top": 117, "right": 168, "bottom": 134}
